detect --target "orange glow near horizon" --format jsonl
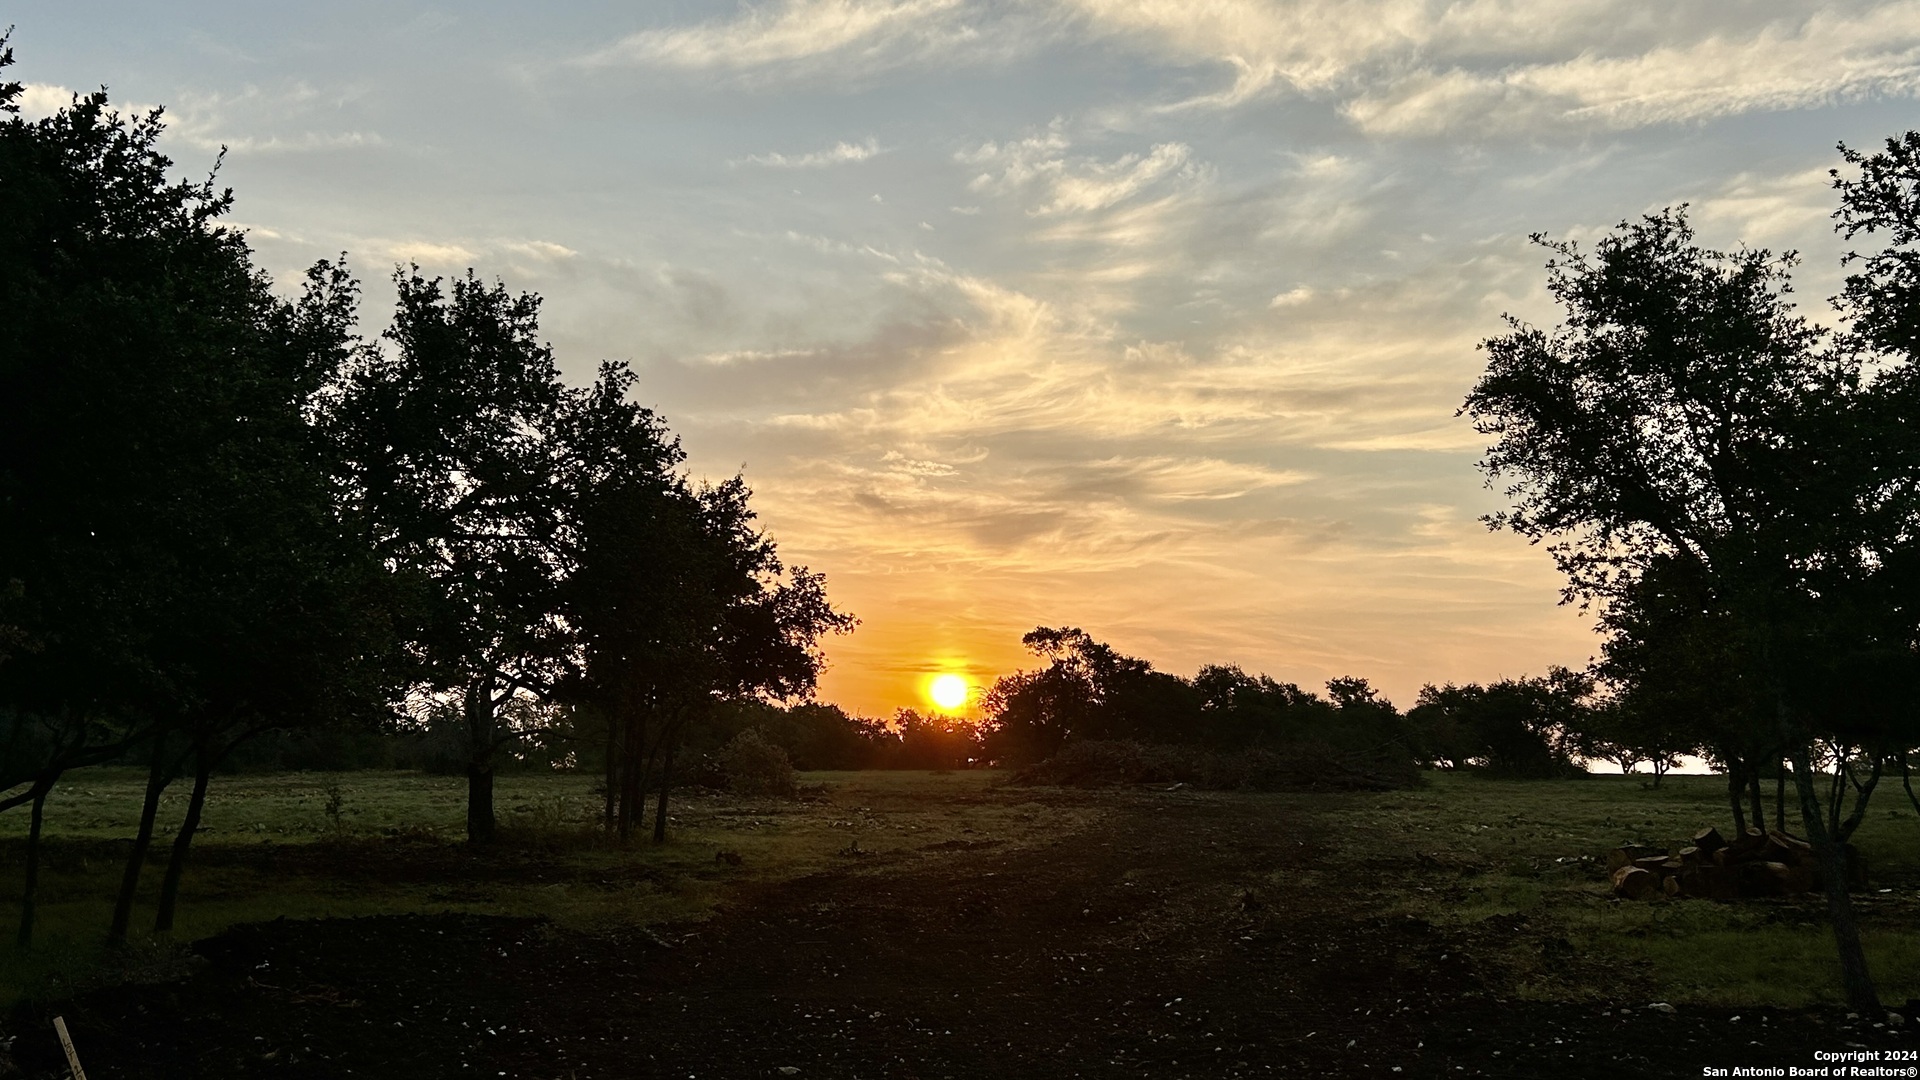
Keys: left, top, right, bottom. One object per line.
{"left": 801, "top": 551, "right": 1599, "bottom": 725}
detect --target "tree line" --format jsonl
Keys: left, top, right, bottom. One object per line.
{"left": 0, "top": 40, "right": 852, "bottom": 949}
{"left": 970, "top": 625, "right": 1596, "bottom": 783}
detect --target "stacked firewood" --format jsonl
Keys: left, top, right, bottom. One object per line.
{"left": 1607, "top": 826, "right": 1866, "bottom": 900}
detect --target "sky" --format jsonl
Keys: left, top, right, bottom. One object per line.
{"left": 11, "top": 1, "right": 1920, "bottom": 720}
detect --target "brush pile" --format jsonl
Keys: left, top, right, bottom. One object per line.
{"left": 1607, "top": 826, "right": 1866, "bottom": 900}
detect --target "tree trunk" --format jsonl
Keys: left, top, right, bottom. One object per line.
{"left": 154, "top": 749, "right": 214, "bottom": 935}
{"left": 1789, "top": 746, "right": 1881, "bottom": 1012}
{"left": 1775, "top": 764, "right": 1787, "bottom": 832}
{"left": 622, "top": 710, "right": 649, "bottom": 839}
{"left": 1727, "top": 762, "right": 1749, "bottom": 836}
{"left": 1834, "top": 755, "right": 1883, "bottom": 843}
{"left": 602, "top": 706, "right": 618, "bottom": 831}
{"left": 652, "top": 739, "right": 675, "bottom": 844}
{"left": 467, "top": 765, "right": 496, "bottom": 844}
{"left": 108, "top": 733, "right": 174, "bottom": 947}
{"left": 1747, "top": 770, "right": 1765, "bottom": 835}
{"left": 464, "top": 677, "right": 497, "bottom": 844}
{"left": 16, "top": 779, "right": 51, "bottom": 950}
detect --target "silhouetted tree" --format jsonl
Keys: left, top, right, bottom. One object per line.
{"left": 635, "top": 476, "right": 853, "bottom": 840}
{"left": 561, "top": 402, "right": 855, "bottom": 839}
{"left": 330, "top": 269, "right": 577, "bottom": 843}
{"left": 1406, "top": 671, "right": 1588, "bottom": 778}
{"left": 1464, "top": 203, "right": 1904, "bottom": 1009}
{"left": 981, "top": 628, "right": 1155, "bottom": 763}
{"left": 0, "top": 42, "right": 406, "bottom": 946}
{"left": 1191, "top": 665, "right": 1323, "bottom": 749}
{"left": 883, "top": 709, "right": 984, "bottom": 769}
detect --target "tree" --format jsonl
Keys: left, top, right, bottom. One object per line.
{"left": 1591, "top": 555, "right": 1770, "bottom": 818}
{"left": 1191, "top": 665, "right": 1323, "bottom": 749}
{"left": 560, "top": 382, "right": 855, "bottom": 839}
{"left": 1406, "top": 671, "right": 1588, "bottom": 778}
{"left": 556, "top": 366, "right": 713, "bottom": 838}
{"left": 1463, "top": 205, "right": 1892, "bottom": 1009}
{"left": 1828, "top": 129, "right": 1920, "bottom": 808}
{"left": 0, "top": 45, "right": 403, "bottom": 945}
{"left": 330, "top": 269, "right": 575, "bottom": 843}
{"left": 630, "top": 474, "right": 854, "bottom": 841}
{"left": 883, "top": 709, "right": 984, "bottom": 769}
{"left": 981, "top": 627, "right": 1183, "bottom": 762}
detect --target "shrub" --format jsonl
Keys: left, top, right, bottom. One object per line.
{"left": 716, "top": 728, "right": 798, "bottom": 798}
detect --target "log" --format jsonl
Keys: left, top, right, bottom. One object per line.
{"left": 1678, "top": 845, "right": 1701, "bottom": 863}
{"left": 1662, "top": 875, "right": 1683, "bottom": 897}
{"left": 1729, "top": 827, "right": 1768, "bottom": 856}
{"left": 1607, "top": 844, "right": 1663, "bottom": 872}
{"left": 1632, "top": 855, "right": 1679, "bottom": 880}
{"left": 1736, "top": 860, "right": 1796, "bottom": 898}
{"left": 1782, "top": 863, "right": 1817, "bottom": 895}
{"left": 1764, "top": 830, "right": 1813, "bottom": 866}
{"left": 1692, "top": 826, "right": 1727, "bottom": 853}
{"left": 1683, "top": 864, "right": 1740, "bottom": 900}
{"left": 1612, "top": 866, "right": 1659, "bottom": 900}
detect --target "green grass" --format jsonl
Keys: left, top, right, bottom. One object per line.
{"left": 0, "top": 768, "right": 1093, "bottom": 1006}
{"left": 6, "top": 767, "right": 1919, "bottom": 1009}
{"left": 1316, "top": 770, "right": 1920, "bottom": 1006}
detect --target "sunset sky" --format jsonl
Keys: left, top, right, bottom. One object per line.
{"left": 15, "top": 2, "right": 1920, "bottom": 718}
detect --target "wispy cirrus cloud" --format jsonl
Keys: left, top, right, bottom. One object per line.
{"left": 1344, "top": 4, "right": 1920, "bottom": 136}
{"left": 736, "top": 138, "right": 881, "bottom": 168}
{"left": 575, "top": 0, "right": 1023, "bottom": 76}
{"left": 13, "top": 79, "right": 381, "bottom": 156}
{"left": 1069, "top": 0, "right": 1920, "bottom": 135}
{"left": 577, "top": 1, "right": 1920, "bottom": 137}
{"left": 961, "top": 131, "right": 1205, "bottom": 217}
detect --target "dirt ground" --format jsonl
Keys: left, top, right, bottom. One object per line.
{"left": 8, "top": 785, "right": 1918, "bottom": 1079}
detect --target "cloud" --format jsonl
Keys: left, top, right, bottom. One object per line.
{"left": 382, "top": 241, "right": 480, "bottom": 266}
{"left": 1062, "top": 0, "right": 1920, "bottom": 136}
{"left": 139, "top": 82, "right": 388, "bottom": 157}
{"left": 1692, "top": 167, "right": 1836, "bottom": 246}
{"left": 962, "top": 131, "right": 1205, "bottom": 218}
{"left": 504, "top": 240, "right": 580, "bottom": 261}
{"left": 578, "top": 0, "right": 1004, "bottom": 76}
{"left": 737, "top": 138, "right": 881, "bottom": 168}
{"left": 1345, "top": 6, "right": 1920, "bottom": 136}
{"left": 17, "top": 83, "right": 78, "bottom": 119}
{"left": 1035, "top": 142, "right": 1193, "bottom": 216}
{"left": 203, "top": 130, "right": 385, "bottom": 155}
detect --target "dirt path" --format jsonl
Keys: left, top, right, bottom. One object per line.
{"left": 10, "top": 789, "right": 1915, "bottom": 1078}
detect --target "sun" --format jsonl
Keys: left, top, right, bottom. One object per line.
{"left": 928, "top": 673, "right": 970, "bottom": 712}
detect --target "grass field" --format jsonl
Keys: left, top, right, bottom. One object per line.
{"left": 3, "top": 767, "right": 1918, "bottom": 1010}
{"left": 1318, "top": 770, "right": 1920, "bottom": 1006}
{"left": 0, "top": 768, "right": 1101, "bottom": 1006}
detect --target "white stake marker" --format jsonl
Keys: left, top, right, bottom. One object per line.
{"left": 52, "top": 1016, "right": 88, "bottom": 1080}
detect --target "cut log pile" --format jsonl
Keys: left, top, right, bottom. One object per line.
{"left": 1607, "top": 826, "right": 1866, "bottom": 900}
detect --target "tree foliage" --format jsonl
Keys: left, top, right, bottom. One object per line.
{"left": 980, "top": 627, "right": 1419, "bottom": 785}
{"left": 1407, "top": 670, "right": 1591, "bottom": 778}
{"left": 0, "top": 40, "right": 402, "bottom": 944}
{"left": 1463, "top": 189, "right": 1920, "bottom": 1010}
